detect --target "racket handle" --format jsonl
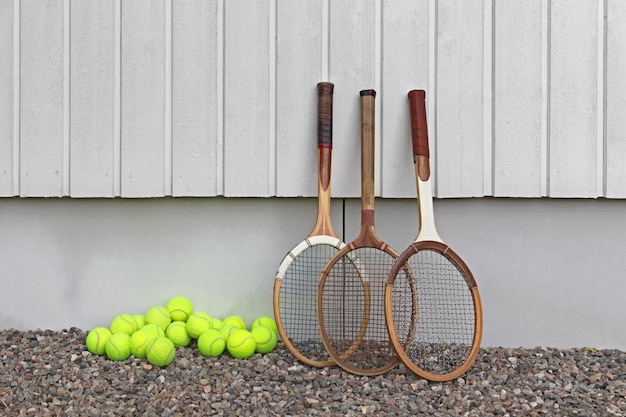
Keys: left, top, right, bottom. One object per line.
{"left": 360, "top": 89, "right": 376, "bottom": 212}
{"left": 317, "top": 82, "right": 334, "bottom": 146}
{"left": 408, "top": 90, "right": 429, "bottom": 158}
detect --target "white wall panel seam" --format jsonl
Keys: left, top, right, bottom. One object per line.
{"left": 541, "top": 0, "right": 550, "bottom": 197}
{"left": 598, "top": 0, "right": 607, "bottom": 198}
{"left": 164, "top": 0, "right": 173, "bottom": 196}
{"left": 216, "top": 0, "right": 225, "bottom": 196}
{"left": 269, "top": 0, "right": 277, "bottom": 196}
{"left": 12, "top": 0, "right": 20, "bottom": 196}
{"left": 428, "top": 0, "right": 437, "bottom": 197}
{"left": 483, "top": 0, "right": 494, "bottom": 197}
{"left": 63, "top": 0, "right": 70, "bottom": 196}
{"left": 375, "top": 0, "right": 382, "bottom": 196}
{"left": 322, "top": 0, "right": 329, "bottom": 80}
{"left": 483, "top": 1, "right": 494, "bottom": 197}
{"left": 113, "top": 0, "right": 122, "bottom": 197}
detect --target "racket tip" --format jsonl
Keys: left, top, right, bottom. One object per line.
{"left": 408, "top": 90, "right": 426, "bottom": 100}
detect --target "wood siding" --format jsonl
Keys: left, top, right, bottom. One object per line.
{"left": 0, "top": 0, "right": 623, "bottom": 198}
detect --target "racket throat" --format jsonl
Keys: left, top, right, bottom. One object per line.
{"left": 416, "top": 177, "right": 442, "bottom": 243}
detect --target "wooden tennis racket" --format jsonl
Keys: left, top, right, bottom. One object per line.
{"left": 273, "top": 82, "right": 345, "bottom": 367}
{"left": 384, "top": 89, "right": 483, "bottom": 381}
{"left": 317, "top": 89, "right": 400, "bottom": 376}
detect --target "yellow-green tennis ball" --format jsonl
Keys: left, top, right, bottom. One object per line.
{"left": 211, "top": 318, "right": 224, "bottom": 330}
{"left": 110, "top": 314, "right": 137, "bottom": 336}
{"left": 133, "top": 314, "right": 145, "bottom": 329}
{"left": 197, "top": 329, "right": 226, "bottom": 357}
{"left": 166, "top": 296, "right": 194, "bottom": 322}
{"left": 186, "top": 312, "right": 212, "bottom": 339}
{"left": 105, "top": 333, "right": 131, "bottom": 361}
{"left": 143, "top": 323, "right": 165, "bottom": 338}
{"left": 86, "top": 327, "right": 112, "bottom": 355}
{"left": 145, "top": 306, "right": 171, "bottom": 331}
{"left": 251, "top": 317, "right": 278, "bottom": 335}
{"left": 226, "top": 330, "right": 256, "bottom": 359}
{"left": 146, "top": 336, "right": 176, "bottom": 367}
{"left": 218, "top": 324, "right": 239, "bottom": 342}
{"left": 166, "top": 321, "right": 191, "bottom": 348}
{"left": 130, "top": 324, "right": 164, "bottom": 358}
{"left": 222, "top": 315, "right": 246, "bottom": 330}
{"left": 129, "top": 329, "right": 151, "bottom": 358}
{"left": 251, "top": 326, "right": 278, "bottom": 354}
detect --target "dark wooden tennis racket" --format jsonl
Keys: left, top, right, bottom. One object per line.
{"left": 384, "top": 89, "right": 483, "bottom": 381}
{"left": 317, "top": 89, "right": 400, "bottom": 376}
{"left": 273, "top": 82, "right": 345, "bottom": 367}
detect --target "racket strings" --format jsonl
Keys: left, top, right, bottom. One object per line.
{"left": 279, "top": 243, "right": 341, "bottom": 363}
{"left": 320, "top": 247, "right": 398, "bottom": 372}
{"left": 391, "top": 249, "right": 476, "bottom": 375}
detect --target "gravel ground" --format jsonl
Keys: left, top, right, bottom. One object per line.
{"left": 1, "top": 328, "right": 625, "bottom": 416}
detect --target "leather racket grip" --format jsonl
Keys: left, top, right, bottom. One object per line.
{"left": 408, "top": 90, "right": 429, "bottom": 158}
{"left": 317, "top": 82, "right": 334, "bottom": 146}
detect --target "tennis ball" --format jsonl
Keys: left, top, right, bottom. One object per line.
{"left": 146, "top": 336, "right": 176, "bottom": 367}
{"left": 129, "top": 329, "right": 151, "bottom": 358}
{"left": 166, "top": 321, "right": 191, "bottom": 348}
{"left": 110, "top": 313, "right": 137, "bottom": 336}
{"left": 211, "top": 318, "right": 224, "bottom": 330}
{"left": 226, "top": 329, "right": 256, "bottom": 359}
{"left": 197, "top": 329, "right": 226, "bottom": 357}
{"left": 85, "top": 327, "right": 112, "bottom": 355}
{"left": 186, "top": 311, "right": 212, "bottom": 339}
{"left": 222, "top": 315, "right": 246, "bottom": 330}
{"left": 167, "top": 296, "right": 194, "bottom": 322}
{"left": 219, "top": 324, "right": 239, "bottom": 341}
{"left": 105, "top": 333, "right": 131, "bottom": 361}
{"left": 145, "top": 306, "right": 171, "bottom": 331}
{"left": 130, "top": 324, "right": 165, "bottom": 358}
{"left": 251, "top": 316, "right": 278, "bottom": 335}
{"left": 251, "top": 326, "right": 278, "bottom": 354}
{"left": 143, "top": 323, "right": 166, "bottom": 338}
{"left": 133, "top": 314, "right": 145, "bottom": 329}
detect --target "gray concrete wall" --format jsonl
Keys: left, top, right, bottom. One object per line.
{"left": 0, "top": 197, "right": 624, "bottom": 349}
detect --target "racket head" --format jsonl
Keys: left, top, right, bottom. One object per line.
{"left": 274, "top": 235, "right": 345, "bottom": 366}
{"left": 317, "top": 243, "right": 400, "bottom": 376}
{"left": 385, "top": 241, "right": 483, "bottom": 381}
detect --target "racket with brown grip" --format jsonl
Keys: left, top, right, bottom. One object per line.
{"left": 384, "top": 89, "right": 483, "bottom": 381}
{"left": 273, "top": 82, "right": 346, "bottom": 367}
{"left": 317, "top": 89, "right": 400, "bottom": 376}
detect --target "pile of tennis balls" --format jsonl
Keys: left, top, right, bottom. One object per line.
{"left": 85, "top": 296, "right": 278, "bottom": 367}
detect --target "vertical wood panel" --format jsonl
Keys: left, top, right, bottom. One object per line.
{"left": 493, "top": 0, "right": 543, "bottom": 197}
{"left": 381, "top": 0, "right": 429, "bottom": 198}
{"left": 606, "top": 1, "right": 626, "bottom": 198}
{"left": 0, "top": 0, "right": 15, "bottom": 196}
{"left": 121, "top": 0, "right": 166, "bottom": 197}
{"left": 435, "top": 0, "right": 485, "bottom": 198}
{"left": 549, "top": 0, "right": 598, "bottom": 197}
{"left": 172, "top": 0, "right": 219, "bottom": 196}
{"left": 20, "top": 0, "right": 65, "bottom": 197}
{"left": 70, "top": 0, "right": 115, "bottom": 197}
{"left": 329, "top": 0, "right": 377, "bottom": 198}
{"left": 275, "top": 0, "right": 323, "bottom": 197}
{"left": 224, "top": 0, "right": 271, "bottom": 197}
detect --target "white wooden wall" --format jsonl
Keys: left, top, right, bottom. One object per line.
{"left": 1, "top": 0, "right": 625, "bottom": 199}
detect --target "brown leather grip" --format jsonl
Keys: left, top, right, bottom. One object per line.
{"left": 317, "top": 82, "right": 334, "bottom": 146}
{"left": 408, "top": 90, "right": 429, "bottom": 158}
